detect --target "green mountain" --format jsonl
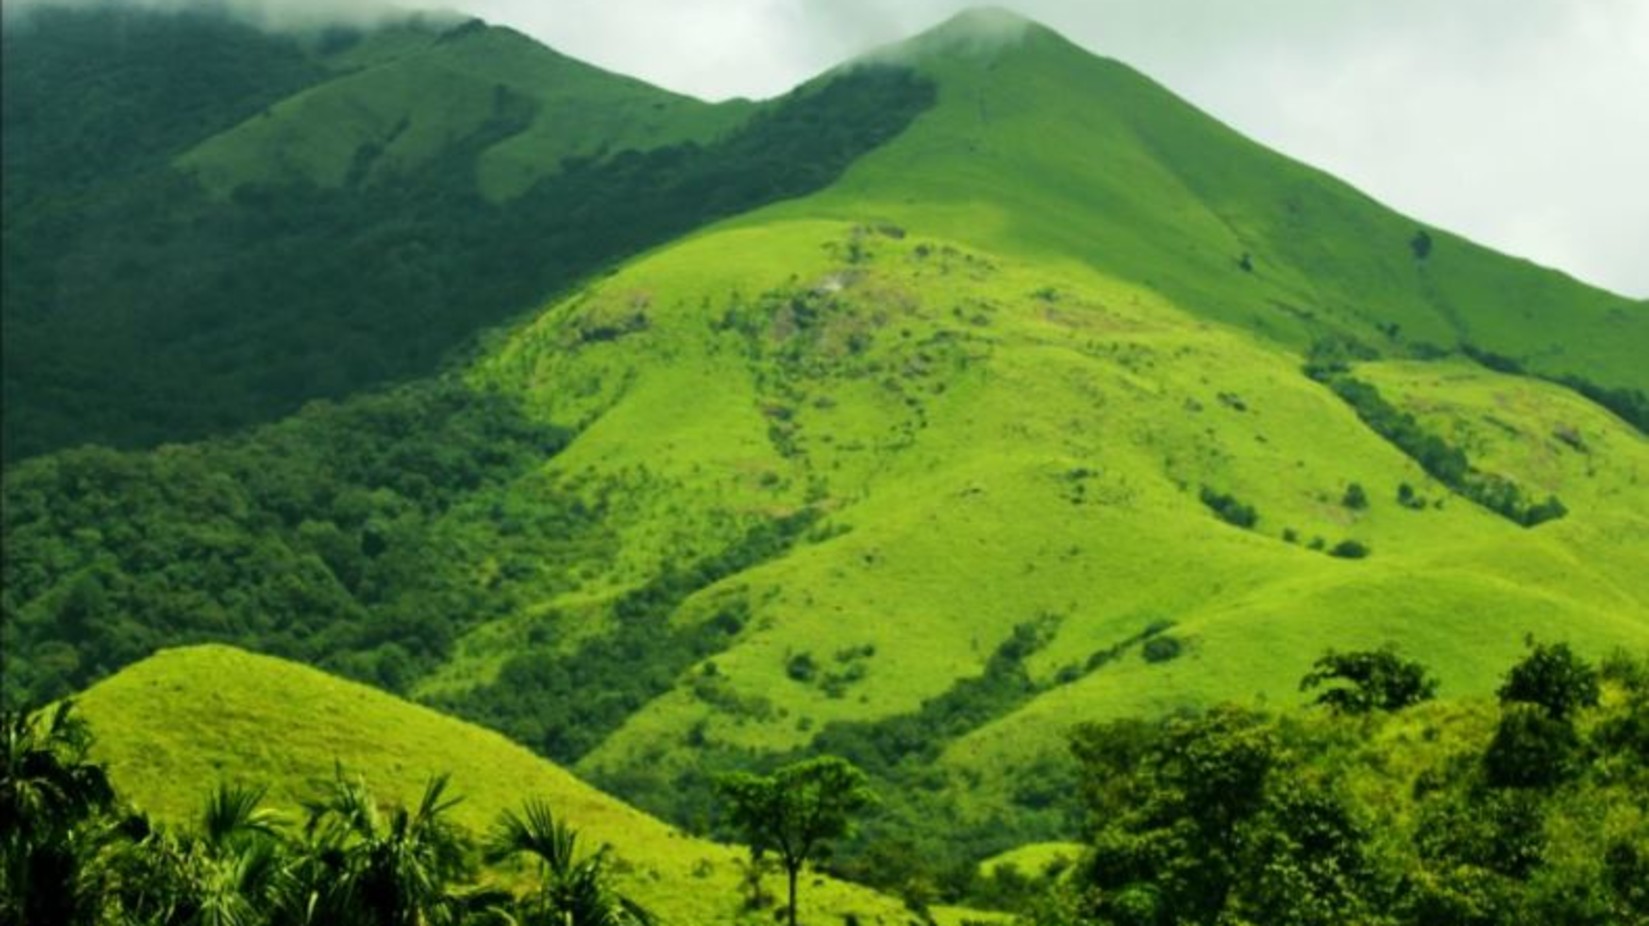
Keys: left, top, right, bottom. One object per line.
{"left": 4, "top": 2, "right": 1646, "bottom": 903}
{"left": 437, "top": 5, "right": 1649, "bottom": 839}
{"left": 1, "top": 4, "right": 929, "bottom": 459}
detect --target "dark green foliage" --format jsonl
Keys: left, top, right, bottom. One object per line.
{"left": 786, "top": 652, "right": 820, "bottom": 684}
{"left": 1072, "top": 707, "right": 1293, "bottom": 924}
{"left": 299, "top": 769, "right": 478, "bottom": 926}
{"left": 1498, "top": 640, "right": 1601, "bottom": 720}
{"left": 1, "top": 381, "right": 573, "bottom": 708}
{"left": 1483, "top": 704, "right": 1581, "bottom": 789}
{"left": 1411, "top": 229, "right": 1434, "bottom": 260}
{"left": 437, "top": 511, "right": 818, "bottom": 762}
{"left": 1413, "top": 786, "right": 1549, "bottom": 881}
{"left": 718, "top": 756, "right": 876, "bottom": 926}
{"left": 1396, "top": 482, "right": 1427, "bottom": 510}
{"left": 0, "top": 702, "right": 115, "bottom": 926}
{"left": 2, "top": 7, "right": 938, "bottom": 460}
{"left": 1, "top": 715, "right": 650, "bottom": 926}
{"left": 1341, "top": 482, "right": 1368, "bottom": 510}
{"left": 1301, "top": 335, "right": 1379, "bottom": 381}
{"left": 807, "top": 618, "right": 1056, "bottom": 778}
{"left": 1238, "top": 780, "right": 1377, "bottom": 926}
{"left": 1049, "top": 648, "right": 1649, "bottom": 926}
{"left": 1459, "top": 343, "right": 1526, "bottom": 376}
{"left": 1300, "top": 647, "right": 1438, "bottom": 714}
{"left": 1312, "top": 371, "right": 1567, "bottom": 527}
{"left": 1, "top": 5, "right": 327, "bottom": 205}
{"left": 1328, "top": 539, "right": 1371, "bottom": 560}
{"left": 1197, "top": 487, "right": 1257, "bottom": 529}
{"left": 1141, "top": 635, "right": 1184, "bottom": 664}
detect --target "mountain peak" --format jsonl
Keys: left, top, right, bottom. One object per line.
{"left": 936, "top": 5, "right": 1038, "bottom": 32}
{"left": 867, "top": 5, "right": 1053, "bottom": 65}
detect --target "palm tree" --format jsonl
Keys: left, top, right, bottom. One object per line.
{"left": 485, "top": 800, "right": 653, "bottom": 926}
{"left": 297, "top": 766, "right": 473, "bottom": 926}
{"left": 0, "top": 701, "right": 115, "bottom": 926}
{"left": 101, "top": 784, "right": 290, "bottom": 926}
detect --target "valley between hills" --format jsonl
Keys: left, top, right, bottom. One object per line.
{"left": 3, "top": 4, "right": 1647, "bottom": 924}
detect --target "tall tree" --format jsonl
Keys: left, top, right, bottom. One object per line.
{"left": 718, "top": 756, "right": 876, "bottom": 926}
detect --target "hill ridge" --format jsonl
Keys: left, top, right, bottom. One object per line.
{"left": 74, "top": 643, "right": 943, "bottom": 925}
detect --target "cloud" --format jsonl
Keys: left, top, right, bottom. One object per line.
{"left": 1, "top": 0, "right": 448, "bottom": 31}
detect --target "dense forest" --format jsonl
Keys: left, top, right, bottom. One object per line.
{"left": 6, "top": 644, "right": 1646, "bottom": 924}
{"left": 1, "top": 6, "right": 937, "bottom": 460}
{"left": 0, "top": 381, "right": 579, "bottom": 705}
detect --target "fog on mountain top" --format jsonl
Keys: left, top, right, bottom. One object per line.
{"left": 0, "top": 0, "right": 445, "bottom": 31}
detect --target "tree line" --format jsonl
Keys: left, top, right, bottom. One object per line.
{"left": 1032, "top": 641, "right": 1649, "bottom": 925}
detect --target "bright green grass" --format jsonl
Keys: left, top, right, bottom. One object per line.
{"left": 749, "top": 11, "right": 1647, "bottom": 391}
{"left": 442, "top": 210, "right": 1647, "bottom": 808}
{"left": 978, "top": 842, "right": 1084, "bottom": 879}
{"left": 74, "top": 645, "right": 938, "bottom": 925}
{"left": 180, "top": 24, "right": 748, "bottom": 200}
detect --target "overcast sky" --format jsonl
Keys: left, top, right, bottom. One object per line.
{"left": 438, "top": 0, "right": 1647, "bottom": 299}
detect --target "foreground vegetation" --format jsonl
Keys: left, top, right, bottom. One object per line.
{"left": 8, "top": 643, "right": 1644, "bottom": 925}
{"left": 2, "top": 701, "right": 657, "bottom": 926}
{"left": 1026, "top": 642, "right": 1649, "bottom": 925}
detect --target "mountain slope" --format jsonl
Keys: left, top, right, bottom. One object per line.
{"left": 428, "top": 8, "right": 1649, "bottom": 859}
{"left": 784, "top": 9, "right": 1647, "bottom": 390}
{"left": 0, "top": 6, "right": 928, "bottom": 460}
{"left": 178, "top": 20, "right": 752, "bottom": 201}
{"left": 73, "top": 644, "right": 949, "bottom": 925}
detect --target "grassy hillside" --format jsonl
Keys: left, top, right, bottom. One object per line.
{"left": 179, "top": 21, "right": 753, "bottom": 201}
{"left": 73, "top": 644, "right": 949, "bottom": 925}
{"left": 448, "top": 216, "right": 1646, "bottom": 858}
{"left": 764, "top": 10, "right": 1647, "bottom": 393}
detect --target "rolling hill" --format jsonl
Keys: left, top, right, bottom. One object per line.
{"left": 4, "top": 1, "right": 1647, "bottom": 901}
{"left": 73, "top": 643, "right": 987, "bottom": 925}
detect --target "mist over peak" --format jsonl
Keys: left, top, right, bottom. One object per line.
{"left": 1, "top": 0, "right": 464, "bottom": 34}
{"left": 856, "top": 3, "right": 1050, "bottom": 70}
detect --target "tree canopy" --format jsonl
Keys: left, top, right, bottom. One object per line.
{"left": 718, "top": 756, "right": 876, "bottom": 926}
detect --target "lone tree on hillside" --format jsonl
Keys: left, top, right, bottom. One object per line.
{"left": 1300, "top": 646, "right": 1438, "bottom": 714}
{"left": 1498, "top": 638, "right": 1600, "bottom": 720}
{"left": 1410, "top": 229, "right": 1434, "bottom": 260}
{"left": 718, "top": 756, "right": 876, "bottom": 926}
